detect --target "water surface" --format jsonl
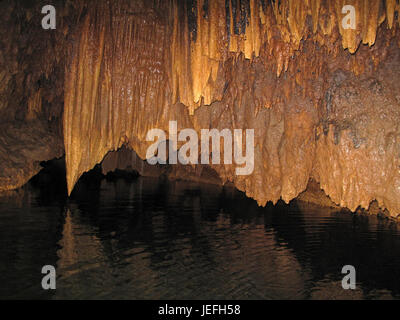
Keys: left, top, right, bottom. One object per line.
{"left": 1, "top": 174, "right": 400, "bottom": 299}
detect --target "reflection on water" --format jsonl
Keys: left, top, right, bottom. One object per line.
{"left": 0, "top": 175, "right": 400, "bottom": 299}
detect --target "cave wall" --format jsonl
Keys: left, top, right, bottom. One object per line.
{"left": 0, "top": 0, "right": 78, "bottom": 191}
{"left": 0, "top": 0, "right": 400, "bottom": 216}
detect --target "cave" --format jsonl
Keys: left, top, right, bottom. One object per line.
{"left": 1, "top": 0, "right": 400, "bottom": 300}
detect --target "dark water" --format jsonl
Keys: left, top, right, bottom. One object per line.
{"left": 1, "top": 172, "right": 400, "bottom": 300}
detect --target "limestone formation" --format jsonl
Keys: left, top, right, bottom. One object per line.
{"left": 1, "top": 0, "right": 400, "bottom": 217}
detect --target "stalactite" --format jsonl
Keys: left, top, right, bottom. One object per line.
{"left": 63, "top": 0, "right": 400, "bottom": 217}
{"left": 170, "top": 0, "right": 399, "bottom": 108}
{"left": 64, "top": 0, "right": 175, "bottom": 194}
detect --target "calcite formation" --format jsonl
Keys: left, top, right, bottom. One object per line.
{"left": 62, "top": 0, "right": 400, "bottom": 217}
{"left": 1, "top": 0, "right": 400, "bottom": 217}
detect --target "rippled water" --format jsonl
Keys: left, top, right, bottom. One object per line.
{"left": 1, "top": 174, "right": 400, "bottom": 300}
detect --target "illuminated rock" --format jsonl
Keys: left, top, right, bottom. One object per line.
{"left": 1, "top": 0, "right": 400, "bottom": 217}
